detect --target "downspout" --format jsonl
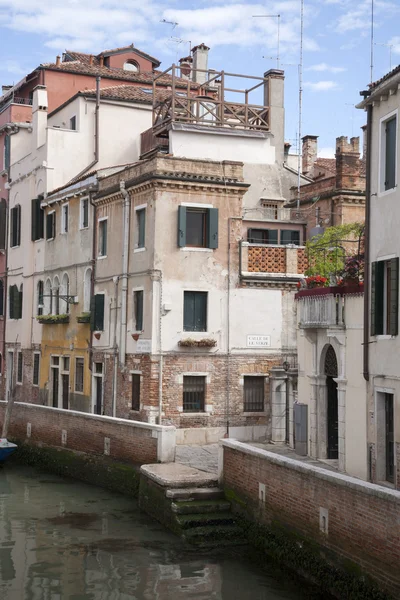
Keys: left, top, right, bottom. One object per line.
{"left": 112, "top": 276, "right": 119, "bottom": 417}
{"left": 363, "top": 103, "right": 372, "bottom": 382}
{"left": 72, "top": 76, "right": 101, "bottom": 181}
{"left": 226, "top": 218, "right": 231, "bottom": 436}
{"left": 88, "top": 190, "right": 97, "bottom": 374}
{"left": 119, "top": 181, "right": 130, "bottom": 368}
{"left": 158, "top": 271, "right": 163, "bottom": 425}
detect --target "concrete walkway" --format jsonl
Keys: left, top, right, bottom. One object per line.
{"left": 175, "top": 443, "right": 219, "bottom": 474}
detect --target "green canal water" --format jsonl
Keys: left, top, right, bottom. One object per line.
{"left": 0, "top": 464, "right": 317, "bottom": 600}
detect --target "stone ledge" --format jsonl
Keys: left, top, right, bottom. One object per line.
{"left": 141, "top": 463, "right": 218, "bottom": 489}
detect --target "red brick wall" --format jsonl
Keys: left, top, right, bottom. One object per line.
{"left": 248, "top": 246, "right": 286, "bottom": 273}
{"left": 0, "top": 402, "right": 160, "bottom": 464}
{"left": 223, "top": 442, "right": 400, "bottom": 597}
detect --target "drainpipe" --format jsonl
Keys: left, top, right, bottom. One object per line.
{"left": 112, "top": 276, "right": 119, "bottom": 417}
{"left": 88, "top": 190, "right": 97, "bottom": 375}
{"left": 119, "top": 181, "right": 130, "bottom": 368}
{"left": 72, "top": 76, "right": 101, "bottom": 181}
{"left": 363, "top": 103, "right": 372, "bottom": 382}
{"left": 158, "top": 271, "right": 163, "bottom": 425}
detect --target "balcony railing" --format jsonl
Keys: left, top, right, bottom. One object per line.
{"left": 297, "top": 294, "right": 345, "bottom": 328}
{"left": 241, "top": 242, "right": 308, "bottom": 277}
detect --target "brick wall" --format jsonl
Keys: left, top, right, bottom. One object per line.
{"left": 0, "top": 401, "right": 176, "bottom": 464}
{"left": 248, "top": 246, "right": 286, "bottom": 273}
{"left": 222, "top": 441, "right": 400, "bottom": 597}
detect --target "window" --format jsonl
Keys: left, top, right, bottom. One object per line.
{"left": 247, "top": 228, "right": 278, "bottom": 244}
{"left": 0, "top": 198, "right": 6, "bottom": 250}
{"left": 136, "top": 208, "right": 146, "bottom": 248}
{"left": 243, "top": 376, "right": 265, "bottom": 412}
{"left": 33, "top": 353, "right": 40, "bottom": 386}
{"left": 4, "top": 135, "right": 10, "bottom": 170}
{"left": 46, "top": 211, "right": 56, "bottom": 240}
{"left": 371, "top": 258, "right": 399, "bottom": 336}
{"left": 75, "top": 358, "right": 84, "bottom": 393}
{"left": 382, "top": 115, "right": 397, "bottom": 192}
{"left": 123, "top": 60, "right": 139, "bottom": 72}
{"left": 61, "top": 273, "right": 70, "bottom": 314}
{"left": 384, "top": 393, "right": 395, "bottom": 483}
{"left": 183, "top": 376, "right": 206, "bottom": 412}
{"left": 98, "top": 219, "right": 107, "bottom": 257}
{"left": 9, "top": 284, "right": 22, "bottom": 319}
{"left": 0, "top": 279, "right": 3, "bottom": 317}
{"left": 178, "top": 206, "right": 218, "bottom": 249}
{"left": 17, "top": 352, "right": 23, "bottom": 384}
{"left": 70, "top": 115, "right": 77, "bottom": 131}
{"left": 10, "top": 205, "right": 21, "bottom": 247}
{"left": 134, "top": 290, "right": 143, "bottom": 331}
{"left": 261, "top": 201, "right": 279, "bottom": 219}
{"left": 53, "top": 276, "right": 60, "bottom": 315}
{"left": 131, "top": 374, "right": 141, "bottom": 411}
{"left": 90, "top": 293, "right": 105, "bottom": 331}
{"left": 80, "top": 197, "right": 89, "bottom": 229}
{"left": 280, "top": 230, "right": 300, "bottom": 246}
{"left": 61, "top": 204, "right": 69, "bottom": 234}
{"left": 31, "top": 197, "right": 44, "bottom": 241}
{"left": 84, "top": 268, "right": 92, "bottom": 312}
{"left": 44, "top": 278, "right": 52, "bottom": 315}
{"left": 183, "top": 291, "right": 207, "bottom": 332}
{"left": 37, "top": 280, "right": 44, "bottom": 316}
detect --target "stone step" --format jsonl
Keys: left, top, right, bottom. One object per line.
{"left": 166, "top": 487, "right": 224, "bottom": 501}
{"left": 171, "top": 499, "right": 231, "bottom": 515}
{"left": 177, "top": 511, "right": 236, "bottom": 529}
{"left": 183, "top": 524, "right": 246, "bottom": 546}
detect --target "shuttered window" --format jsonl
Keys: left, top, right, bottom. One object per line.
{"left": 10, "top": 205, "right": 21, "bottom": 247}
{"left": 9, "top": 284, "right": 22, "bottom": 320}
{"left": 131, "top": 374, "right": 141, "bottom": 411}
{"left": 80, "top": 198, "right": 89, "bottom": 229}
{"left": 0, "top": 280, "right": 3, "bottom": 317}
{"left": 4, "top": 135, "right": 10, "bottom": 170}
{"left": 136, "top": 209, "right": 146, "bottom": 248}
{"left": 385, "top": 116, "right": 396, "bottom": 191}
{"left": 0, "top": 198, "right": 6, "bottom": 250}
{"left": 134, "top": 290, "right": 143, "bottom": 331}
{"left": 31, "top": 197, "right": 44, "bottom": 241}
{"left": 75, "top": 358, "right": 84, "bottom": 393}
{"left": 178, "top": 206, "right": 218, "bottom": 249}
{"left": 98, "top": 219, "right": 107, "bottom": 256}
{"left": 183, "top": 291, "right": 207, "bottom": 332}
{"left": 247, "top": 228, "right": 278, "bottom": 244}
{"left": 243, "top": 376, "right": 265, "bottom": 412}
{"left": 280, "top": 230, "right": 300, "bottom": 246}
{"left": 33, "top": 353, "right": 40, "bottom": 386}
{"left": 46, "top": 211, "right": 55, "bottom": 240}
{"left": 91, "top": 294, "right": 105, "bottom": 331}
{"left": 371, "top": 258, "right": 398, "bottom": 336}
{"left": 17, "top": 352, "right": 23, "bottom": 383}
{"left": 183, "top": 376, "right": 206, "bottom": 412}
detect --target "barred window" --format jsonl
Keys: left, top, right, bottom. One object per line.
{"left": 243, "top": 376, "right": 265, "bottom": 412}
{"left": 33, "top": 353, "right": 40, "bottom": 386}
{"left": 183, "top": 376, "right": 205, "bottom": 412}
{"left": 75, "top": 357, "right": 84, "bottom": 393}
{"left": 131, "top": 374, "right": 141, "bottom": 411}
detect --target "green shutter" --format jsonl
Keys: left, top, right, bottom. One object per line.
{"left": 183, "top": 291, "right": 195, "bottom": 331}
{"left": 207, "top": 208, "right": 218, "bottom": 249}
{"left": 9, "top": 286, "right": 14, "bottom": 319}
{"left": 178, "top": 206, "right": 186, "bottom": 247}
{"left": 31, "top": 199, "right": 37, "bottom": 241}
{"left": 389, "top": 257, "right": 399, "bottom": 336}
{"left": 135, "top": 291, "right": 143, "bottom": 331}
{"left": 0, "top": 199, "right": 6, "bottom": 250}
{"left": 138, "top": 210, "right": 145, "bottom": 248}
{"left": 0, "top": 280, "right": 3, "bottom": 317}
{"left": 371, "top": 261, "right": 384, "bottom": 335}
{"left": 90, "top": 296, "right": 96, "bottom": 331}
{"left": 4, "top": 135, "right": 10, "bottom": 170}
{"left": 194, "top": 292, "right": 207, "bottom": 331}
{"left": 18, "top": 285, "right": 23, "bottom": 319}
{"left": 385, "top": 117, "right": 396, "bottom": 191}
{"left": 16, "top": 205, "right": 21, "bottom": 246}
{"left": 268, "top": 229, "right": 278, "bottom": 244}
{"left": 94, "top": 294, "right": 105, "bottom": 331}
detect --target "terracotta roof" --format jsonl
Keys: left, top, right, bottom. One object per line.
{"left": 64, "top": 44, "right": 160, "bottom": 67}
{"left": 369, "top": 63, "right": 400, "bottom": 90}
{"left": 314, "top": 158, "right": 336, "bottom": 175}
{"left": 80, "top": 84, "right": 173, "bottom": 104}
{"left": 46, "top": 164, "right": 132, "bottom": 198}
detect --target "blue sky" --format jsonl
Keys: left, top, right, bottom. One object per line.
{"left": 1, "top": 0, "right": 400, "bottom": 157}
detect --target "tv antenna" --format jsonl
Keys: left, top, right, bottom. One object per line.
{"left": 160, "top": 19, "right": 178, "bottom": 30}
{"left": 252, "top": 14, "right": 281, "bottom": 69}
{"left": 374, "top": 41, "right": 394, "bottom": 72}
{"left": 170, "top": 36, "right": 192, "bottom": 54}
{"left": 370, "top": 0, "right": 374, "bottom": 83}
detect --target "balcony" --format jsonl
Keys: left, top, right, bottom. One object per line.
{"left": 296, "top": 285, "right": 363, "bottom": 328}
{"left": 240, "top": 242, "right": 308, "bottom": 284}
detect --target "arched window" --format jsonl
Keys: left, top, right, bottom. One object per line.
{"left": 123, "top": 60, "right": 139, "bottom": 73}
{"left": 44, "top": 278, "right": 52, "bottom": 315}
{"left": 61, "top": 273, "right": 70, "bottom": 314}
{"left": 53, "top": 276, "right": 60, "bottom": 315}
{"left": 0, "top": 279, "right": 3, "bottom": 317}
{"left": 37, "top": 280, "right": 44, "bottom": 316}
{"left": 84, "top": 268, "right": 92, "bottom": 312}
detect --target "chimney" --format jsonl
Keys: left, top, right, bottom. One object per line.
{"left": 2, "top": 85, "right": 13, "bottom": 95}
{"left": 179, "top": 55, "right": 192, "bottom": 80}
{"left": 89, "top": 54, "right": 94, "bottom": 66}
{"left": 284, "top": 142, "right": 291, "bottom": 163}
{"left": 56, "top": 55, "right": 61, "bottom": 67}
{"left": 335, "top": 135, "right": 362, "bottom": 190}
{"left": 99, "top": 56, "right": 104, "bottom": 67}
{"left": 264, "top": 69, "right": 285, "bottom": 164}
{"left": 302, "top": 135, "right": 318, "bottom": 175}
{"left": 361, "top": 125, "right": 367, "bottom": 159}
{"left": 192, "top": 43, "right": 209, "bottom": 84}
{"left": 32, "top": 85, "right": 48, "bottom": 149}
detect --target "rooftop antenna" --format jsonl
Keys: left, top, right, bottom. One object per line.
{"left": 252, "top": 14, "right": 281, "bottom": 69}
{"left": 297, "top": 0, "right": 304, "bottom": 209}
{"left": 170, "top": 36, "right": 192, "bottom": 54}
{"left": 370, "top": 0, "right": 374, "bottom": 83}
{"left": 374, "top": 41, "right": 394, "bottom": 72}
{"left": 160, "top": 19, "right": 178, "bottom": 30}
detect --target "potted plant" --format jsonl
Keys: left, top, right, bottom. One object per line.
{"left": 37, "top": 314, "right": 70, "bottom": 324}
{"left": 178, "top": 338, "right": 217, "bottom": 348}
{"left": 305, "top": 275, "right": 328, "bottom": 289}
{"left": 76, "top": 312, "right": 91, "bottom": 323}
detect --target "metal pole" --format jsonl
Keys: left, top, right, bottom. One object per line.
{"left": 297, "top": 0, "right": 304, "bottom": 209}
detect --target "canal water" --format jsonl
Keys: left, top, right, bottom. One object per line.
{"left": 0, "top": 465, "right": 316, "bottom": 600}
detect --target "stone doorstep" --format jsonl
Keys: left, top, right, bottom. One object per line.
{"left": 140, "top": 462, "right": 219, "bottom": 489}
{"left": 166, "top": 487, "right": 224, "bottom": 500}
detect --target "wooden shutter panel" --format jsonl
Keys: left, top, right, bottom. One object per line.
{"left": 52, "top": 212, "right": 56, "bottom": 239}
{"left": 389, "top": 257, "right": 399, "bottom": 336}
{"left": 0, "top": 280, "right": 3, "bottom": 317}
{"left": 207, "top": 208, "right": 218, "bottom": 249}
{"left": 371, "top": 261, "right": 384, "bottom": 335}
{"left": 16, "top": 205, "right": 21, "bottom": 246}
{"left": 4, "top": 135, "right": 10, "bottom": 170}
{"left": 0, "top": 199, "right": 6, "bottom": 250}
{"left": 194, "top": 292, "right": 207, "bottom": 331}
{"left": 94, "top": 294, "right": 105, "bottom": 331}
{"left": 268, "top": 229, "right": 278, "bottom": 244}
{"left": 184, "top": 292, "right": 195, "bottom": 331}
{"left": 18, "top": 285, "right": 23, "bottom": 319}
{"left": 178, "top": 206, "right": 186, "bottom": 247}
{"left": 90, "top": 295, "right": 96, "bottom": 331}
{"left": 31, "top": 199, "right": 37, "bottom": 241}
{"left": 385, "top": 117, "right": 396, "bottom": 191}
{"left": 370, "top": 262, "right": 376, "bottom": 336}
{"left": 9, "top": 286, "right": 14, "bottom": 319}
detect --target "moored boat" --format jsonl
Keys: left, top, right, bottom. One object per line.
{"left": 0, "top": 439, "right": 17, "bottom": 463}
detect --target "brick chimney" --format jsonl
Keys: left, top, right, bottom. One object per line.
{"left": 56, "top": 55, "right": 61, "bottom": 67}
{"left": 335, "top": 136, "right": 362, "bottom": 190}
{"left": 32, "top": 85, "right": 48, "bottom": 149}
{"left": 89, "top": 54, "right": 94, "bottom": 66}
{"left": 264, "top": 69, "right": 285, "bottom": 164}
{"left": 361, "top": 125, "right": 367, "bottom": 159}
{"left": 192, "top": 43, "right": 209, "bottom": 84}
{"left": 2, "top": 85, "right": 13, "bottom": 95}
{"left": 302, "top": 135, "right": 318, "bottom": 175}
{"left": 99, "top": 55, "right": 104, "bottom": 67}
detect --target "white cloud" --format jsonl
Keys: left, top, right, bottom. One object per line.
{"left": 318, "top": 147, "right": 335, "bottom": 158}
{"left": 306, "top": 62, "right": 346, "bottom": 73}
{"left": 388, "top": 36, "right": 400, "bottom": 55}
{"left": 304, "top": 80, "right": 339, "bottom": 91}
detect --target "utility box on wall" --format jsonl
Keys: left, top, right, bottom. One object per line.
{"left": 294, "top": 403, "right": 308, "bottom": 456}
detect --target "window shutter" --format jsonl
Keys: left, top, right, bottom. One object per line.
{"left": 31, "top": 198, "right": 37, "bottom": 241}
{"left": 184, "top": 292, "right": 195, "bottom": 331}
{"left": 18, "top": 285, "right": 23, "bottom": 319}
{"left": 371, "top": 261, "right": 384, "bottom": 335}
{"left": 52, "top": 212, "right": 56, "bottom": 239}
{"left": 0, "top": 199, "right": 6, "bottom": 250}
{"left": 178, "top": 206, "right": 186, "bottom": 247}
{"left": 9, "top": 286, "right": 14, "bottom": 319}
{"left": 385, "top": 117, "right": 396, "bottom": 191}
{"left": 207, "top": 208, "right": 218, "bottom": 249}
{"left": 138, "top": 210, "right": 146, "bottom": 248}
{"left": 16, "top": 205, "right": 21, "bottom": 247}
{"left": 389, "top": 257, "right": 399, "bottom": 336}
{"left": 90, "top": 295, "right": 96, "bottom": 331}
{"left": 136, "top": 290, "right": 143, "bottom": 331}
{"left": 268, "top": 229, "right": 278, "bottom": 244}
{"left": 94, "top": 294, "right": 105, "bottom": 331}
{"left": 194, "top": 292, "right": 207, "bottom": 331}
{"left": 4, "top": 135, "right": 10, "bottom": 170}
{"left": 371, "top": 262, "right": 376, "bottom": 336}
{"left": 0, "top": 280, "right": 3, "bottom": 317}
{"left": 13, "top": 286, "right": 20, "bottom": 320}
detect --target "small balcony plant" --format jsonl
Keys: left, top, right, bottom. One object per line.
{"left": 178, "top": 338, "right": 217, "bottom": 348}
{"left": 76, "top": 312, "right": 91, "bottom": 323}
{"left": 37, "top": 313, "right": 70, "bottom": 324}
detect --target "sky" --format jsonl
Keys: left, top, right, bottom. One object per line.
{"left": 1, "top": 0, "right": 400, "bottom": 158}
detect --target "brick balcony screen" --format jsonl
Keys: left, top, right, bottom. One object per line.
{"left": 248, "top": 246, "right": 286, "bottom": 273}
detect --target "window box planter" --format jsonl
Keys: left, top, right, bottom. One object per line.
{"left": 178, "top": 338, "right": 217, "bottom": 348}
{"left": 37, "top": 314, "right": 70, "bottom": 325}
{"left": 76, "top": 312, "right": 91, "bottom": 324}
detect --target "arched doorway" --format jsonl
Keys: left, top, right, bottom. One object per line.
{"left": 324, "top": 345, "right": 338, "bottom": 459}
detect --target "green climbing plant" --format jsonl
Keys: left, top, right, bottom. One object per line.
{"left": 305, "top": 222, "right": 364, "bottom": 279}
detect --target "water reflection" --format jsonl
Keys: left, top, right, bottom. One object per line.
{"left": 0, "top": 465, "right": 308, "bottom": 600}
